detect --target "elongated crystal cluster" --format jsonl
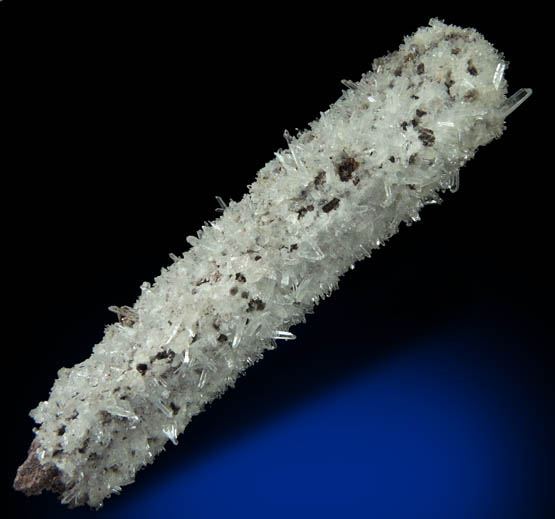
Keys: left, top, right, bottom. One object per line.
{"left": 14, "top": 19, "right": 530, "bottom": 508}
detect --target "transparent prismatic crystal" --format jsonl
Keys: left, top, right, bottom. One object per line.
{"left": 13, "top": 19, "right": 531, "bottom": 508}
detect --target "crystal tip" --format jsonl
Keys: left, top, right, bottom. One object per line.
{"left": 500, "top": 88, "right": 533, "bottom": 118}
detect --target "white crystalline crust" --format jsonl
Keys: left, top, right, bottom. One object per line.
{"left": 28, "top": 19, "right": 509, "bottom": 507}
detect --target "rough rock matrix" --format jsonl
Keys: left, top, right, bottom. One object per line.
{"left": 15, "top": 19, "right": 529, "bottom": 508}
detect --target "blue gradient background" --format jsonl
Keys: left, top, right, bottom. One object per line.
{"left": 4, "top": 3, "right": 552, "bottom": 518}
{"left": 110, "top": 321, "right": 554, "bottom": 519}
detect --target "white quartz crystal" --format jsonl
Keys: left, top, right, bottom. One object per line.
{"left": 21, "top": 19, "right": 529, "bottom": 508}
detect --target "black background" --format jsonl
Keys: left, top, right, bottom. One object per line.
{"left": 2, "top": 1, "right": 552, "bottom": 517}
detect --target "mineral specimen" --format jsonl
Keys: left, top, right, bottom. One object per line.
{"left": 14, "top": 19, "right": 531, "bottom": 508}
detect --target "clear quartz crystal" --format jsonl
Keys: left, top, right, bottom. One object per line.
{"left": 18, "top": 19, "right": 530, "bottom": 509}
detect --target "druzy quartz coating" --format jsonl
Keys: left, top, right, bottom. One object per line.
{"left": 14, "top": 19, "right": 531, "bottom": 508}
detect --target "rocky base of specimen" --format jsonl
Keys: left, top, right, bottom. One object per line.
{"left": 14, "top": 439, "right": 67, "bottom": 502}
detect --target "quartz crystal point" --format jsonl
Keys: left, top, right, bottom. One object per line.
{"left": 14, "top": 19, "right": 531, "bottom": 508}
